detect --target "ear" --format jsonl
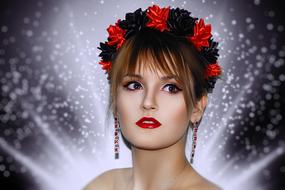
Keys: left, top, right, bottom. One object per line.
{"left": 190, "top": 95, "right": 208, "bottom": 123}
{"left": 113, "top": 110, "right": 118, "bottom": 118}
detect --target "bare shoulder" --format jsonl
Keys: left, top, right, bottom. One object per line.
{"left": 82, "top": 168, "right": 131, "bottom": 190}
{"left": 83, "top": 169, "right": 116, "bottom": 190}
{"left": 191, "top": 176, "right": 222, "bottom": 190}
{"left": 183, "top": 167, "right": 222, "bottom": 190}
{"left": 195, "top": 180, "right": 222, "bottom": 190}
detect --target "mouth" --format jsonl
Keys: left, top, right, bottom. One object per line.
{"left": 135, "top": 116, "right": 162, "bottom": 129}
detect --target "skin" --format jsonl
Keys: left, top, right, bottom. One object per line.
{"left": 84, "top": 64, "right": 221, "bottom": 190}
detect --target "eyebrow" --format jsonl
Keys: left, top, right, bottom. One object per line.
{"left": 123, "top": 74, "right": 179, "bottom": 81}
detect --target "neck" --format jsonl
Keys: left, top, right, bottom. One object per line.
{"left": 127, "top": 133, "right": 192, "bottom": 190}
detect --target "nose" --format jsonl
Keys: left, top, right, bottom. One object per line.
{"left": 142, "top": 89, "right": 157, "bottom": 110}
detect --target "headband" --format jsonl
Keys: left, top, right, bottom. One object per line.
{"left": 98, "top": 4, "right": 222, "bottom": 93}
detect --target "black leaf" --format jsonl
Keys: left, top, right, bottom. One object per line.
{"left": 200, "top": 38, "right": 219, "bottom": 63}
{"left": 97, "top": 42, "right": 117, "bottom": 61}
{"left": 118, "top": 8, "right": 149, "bottom": 39}
{"left": 167, "top": 7, "right": 198, "bottom": 36}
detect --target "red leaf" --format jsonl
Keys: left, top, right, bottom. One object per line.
{"left": 205, "top": 63, "right": 221, "bottom": 78}
{"left": 99, "top": 60, "right": 112, "bottom": 71}
{"left": 107, "top": 19, "right": 126, "bottom": 49}
{"left": 188, "top": 18, "right": 212, "bottom": 51}
{"left": 146, "top": 5, "right": 170, "bottom": 32}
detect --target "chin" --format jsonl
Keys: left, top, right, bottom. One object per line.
{"left": 127, "top": 135, "right": 178, "bottom": 150}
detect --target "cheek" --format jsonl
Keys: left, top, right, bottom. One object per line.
{"left": 116, "top": 89, "right": 141, "bottom": 126}
{"left": 116, "top": 89, "right": 145, "bottom": 145}
{"left": 161, "top": 94, "right": 188, "bottom": 117}
{"left": 159, "top": 94, "right": 190, "bottom": 131}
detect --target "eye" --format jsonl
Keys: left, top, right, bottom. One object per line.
{"left": 163, "top": 84, "right": 182, "bottom": 94}
{"left": 123, "top": 81, "right": 142, "bottom": 91}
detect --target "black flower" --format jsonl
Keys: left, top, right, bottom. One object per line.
{"left": 98, "top": 42, "right": 117, "bottom": 61}
{"left": 200, "top": 38, "right": 219, "bottom": 63}
{"left": 118, "top": 8, "right": 149, "bottom": 39}
{"left": 167, "top": 7, "right": 198, "bottom": 36}
{"left": 205, "top": 77, "right": 218, "bottom": 93}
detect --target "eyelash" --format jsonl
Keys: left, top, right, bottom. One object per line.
{"left": 123, "top": 80, "right": 182, "bottom": 94}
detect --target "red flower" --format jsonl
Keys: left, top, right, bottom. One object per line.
{"left": 205, "top": 63, "right": 221, "bottom": 79}
{"left": 107, "top": 19, "right": 126, "bottom": 49}
{"left": 99, "top": 60, "right": 112, "bottom": 71}
{"left": 188, "top": 18, "right": 212, "bottom": 51}
{"left": 146, "top": 5, "right": 170, "bottom": 32}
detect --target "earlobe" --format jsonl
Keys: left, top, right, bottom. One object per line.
{"left": 201, "top": 95, "right": 208, "bottom": 111}
{"left": 190, "top": 95, "right": 208, "bottom": 123}
{"left": 195, "top": 95, "right": 208, "bottom": 113}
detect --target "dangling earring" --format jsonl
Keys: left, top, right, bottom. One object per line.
{"left": 114, "top": 116, "right": 120, "bottom": 159}
{"left": 190, "top": 121, "right": 199, "bottom": 164}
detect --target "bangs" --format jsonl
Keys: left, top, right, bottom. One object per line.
{"left": 118, "top": 28, "right": 188, "bottom": 84}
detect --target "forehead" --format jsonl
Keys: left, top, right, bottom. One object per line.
{"left": 123, "top": 65, "right": 180, "bottom": 83}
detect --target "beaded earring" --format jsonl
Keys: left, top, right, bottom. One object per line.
{"left": 190, "top": 121, "right": 199, "bottom": 164}
{"left": 114, "top": 116, "right": 120, "bottom": 159}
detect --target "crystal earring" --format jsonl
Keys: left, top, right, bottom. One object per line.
{"left": 190, "top": 121, "right": 199, "bottom": 164}
{"left": 114, "top": 116, "right": 120, "bottom": 159}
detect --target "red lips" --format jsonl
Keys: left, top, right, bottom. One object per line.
{"left": 135, "top": 116, "right": 161, "bottom": 129}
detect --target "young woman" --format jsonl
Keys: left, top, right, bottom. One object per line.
{"left": 84, "top": 4, "right": 223, "bottom": 190}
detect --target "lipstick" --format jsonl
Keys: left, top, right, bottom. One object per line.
{"left": 135, "top": 116, "right": 161, "bottom": 129}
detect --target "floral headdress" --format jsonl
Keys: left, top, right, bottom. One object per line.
{"left": 98, "top": 4, "right": 222, "bottom": 93}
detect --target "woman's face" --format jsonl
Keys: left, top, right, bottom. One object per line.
{"left": 116, "top": 64, "right": 193, "bottom": 150}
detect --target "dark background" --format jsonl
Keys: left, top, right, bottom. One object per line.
{"left": 0, "top": 0, "right": 285, "bottom": 189}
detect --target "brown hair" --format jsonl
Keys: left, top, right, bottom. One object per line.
{"left": 106, "top": 27, "right": 208, "bottom": 121}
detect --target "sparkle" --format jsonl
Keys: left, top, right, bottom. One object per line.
{"left": 0, "top": 1, "right": 283, "bottom": 190}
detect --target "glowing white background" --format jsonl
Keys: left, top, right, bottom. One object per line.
{"left": 0, "top": 0, "right": 284, "bottom": 189}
